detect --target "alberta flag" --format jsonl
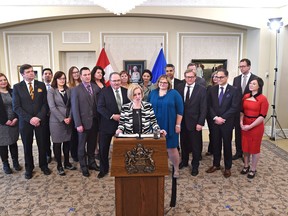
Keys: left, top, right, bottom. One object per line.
{"left": 96, "top": 48, "right": 114, "bottom": 81}
{"left": 151, "top": 48, "right": 167, "bottom": 83}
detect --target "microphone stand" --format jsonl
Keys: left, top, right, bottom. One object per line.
{"left": 136, "top": 110, "right": 143, "bottom": 139}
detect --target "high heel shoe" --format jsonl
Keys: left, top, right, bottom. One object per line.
{"left": 240, "top": 166, "right": 250, "bottom": 175}
{"left": 247, "top": 170, "right": 256, "bottom": 179}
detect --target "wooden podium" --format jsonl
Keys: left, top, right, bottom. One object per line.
{"left": 111, "top": 137, "right": 169, "bottom": 216}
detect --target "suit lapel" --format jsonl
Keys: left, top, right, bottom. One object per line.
{"left": 221, "top": 85, "right": 231, "bottom": 106}
{"left": 80, "top": 83, "right": 93, "bottom": 106}
{"left": 20, "top": 81, "right": 32, "bottom": 100}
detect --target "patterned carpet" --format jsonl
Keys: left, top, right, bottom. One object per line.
{"left": 0, "top": 140, "right": 288, "bottom": 216}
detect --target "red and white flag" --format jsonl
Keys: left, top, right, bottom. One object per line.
{"left": 96, "top": 48, "right": 114, "bottom": 81}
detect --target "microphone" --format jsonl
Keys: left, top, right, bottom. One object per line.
{"left": 136, "top": 110, "right": 142, "bottom": 139}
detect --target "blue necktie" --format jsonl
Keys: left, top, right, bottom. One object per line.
{"left": 218, "top": 87, "right": 224, "bottom": 105}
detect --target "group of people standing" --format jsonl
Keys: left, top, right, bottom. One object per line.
{"left": 0, "top": 58, "right": 268, "bottom": 181}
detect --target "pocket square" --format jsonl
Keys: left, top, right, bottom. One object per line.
{"left": 37, "top": 88, "right": 43, "bottom": 92}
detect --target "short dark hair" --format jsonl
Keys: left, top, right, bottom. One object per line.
{"left": 109, "top": 72, "right": 120, "bottom": 80}
{"left": 42, "top": 68, "right": 53, "bottom": 76}
{"left": 250, "top": 77, "right": 264, "bottom": 94}
{"left": 165, "top": 64, "right": 175, "bottom": 70}
{"left": 240, "top": 58, "right": 251, "bottom": 66}
{"left": 142, "top": 69, "right": 152, "bottom": 81}
{"left": 216, "top": 68, "right": 229, "bottom": 77}
{"left": 187, "top": 63, "right": 197, "bottom": 69}
{"left": 79, "top": 67, "right": 90, "bottom": 75}
{"left": 51, "top": 71, "right": 67, "bottom": 89}
{"left": 19, "top": 64, "right": 32, "bottom": 75}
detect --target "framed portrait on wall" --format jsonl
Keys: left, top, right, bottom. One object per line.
{"left": 123, "top": 60, "right": 146, "bottom": 83}
{"left": 191, "top": 59, "right": 227, "bottom": 85}
{"left": 17, "top": 65, "right": 43, "bottom": 82}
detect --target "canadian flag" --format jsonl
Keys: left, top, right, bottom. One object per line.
{"left": 96, "top": 48, "right": 114, "bottom": 82}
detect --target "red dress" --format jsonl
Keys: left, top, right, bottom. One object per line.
{"left": 241, "top": 93, "right": 269, "bottom": 154}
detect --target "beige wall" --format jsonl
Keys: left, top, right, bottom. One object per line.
{"left": 0, "top": 6, "right": 287, "bottom": 129}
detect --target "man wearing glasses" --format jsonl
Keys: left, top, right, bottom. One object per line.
{"left": 206, "top": 69, "right": 241, "bottom": 178}
{"left": 97, "top": 72, "right": 129, "bottom": 178}
{"left": 165, "top": 64, "right": 182, "bottom": 89}
{"left": 176, "top": 69, "right": 207, "bottom": 176}
{"left": 232, "top": 58, "right": 258, "bottom": 160}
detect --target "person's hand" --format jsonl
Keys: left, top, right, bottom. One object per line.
{"left": 64, "top": 118, "right": 71, "bottom": 125}
{"left": 115, "top": 129, "right": 123, "bottom": 135}
{"left": 112, "top": 114, "right": 121, "bottom": 122}
{"left": 241, "top": 124, "right": 251, "bottom": 131}
{"left": 10, "top": 118, "right": 18, "bottom": 126}
{"left": 214, "top": 117, "right": 225, "bottom": 125}
{"left": 196, "top": 124, "right": 203, "bottom": 131}
{"left": 175, "top": 125, "right": 181, "bottom": 134}
{"left": 77, "top": 125, "right": 84, "bottom": 133}
{"left": 30, "top": 117, "right": 41, "bottom": 127}
{"left": 5, "top": 120, "right": 12, "bottom": 126}
{"left": 160, "top": 129, "right": 167, "bottom": 136}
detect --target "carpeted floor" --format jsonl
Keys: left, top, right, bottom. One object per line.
{"left": 0, "top": 140, "right": 288, "bottom": 216}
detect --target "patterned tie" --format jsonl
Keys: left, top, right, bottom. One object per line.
{"left": 28, "top": 82, "right": 34, "bottom": 100}
{"left": 185, "top": 85, "right": 190, "bottom": 103}
{"left": 242, "top": 75, "right": 247, "bottom": 94}
{"left": 46, "top": 83, "right": 51, "bottom": 90}
{"left": 218, "top": 86, "right": 224, "bottom": 105}
{"left": 86, "top": 84, "right": 92, "bottom": 95}
{"left": 115, "top": 89, "right": 122, "bottom": 112}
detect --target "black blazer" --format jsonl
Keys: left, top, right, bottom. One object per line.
{"left": 176, "top": 82, "right": 207, "bottom": 130}
{"left": 174, "top": 78, "right": 182, "bottom": 89}
{"left": 208, "top": 84, "right": 241, "bottom": 129}
{"left": 12, "top": 80, "right": 48, "bottom": 128}
{"left": 233, "top": 73, "right": 258, "bottom": 95}
{"left": 97, "top": 86, "right": 130, "bottom": 134}
{"left": 0, "top": 89, "right": 16, "bottom": 125}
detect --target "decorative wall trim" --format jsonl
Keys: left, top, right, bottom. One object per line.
{"left": 62, "top": 31, "right": 91, "bottom": 44}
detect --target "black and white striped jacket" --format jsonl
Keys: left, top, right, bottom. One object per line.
{"left": 118, "top": 101, "right": 160, "bottom": 134}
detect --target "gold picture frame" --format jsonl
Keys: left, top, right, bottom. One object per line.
{"left": 17, "top": 65, "right": 43, "bottom": 82}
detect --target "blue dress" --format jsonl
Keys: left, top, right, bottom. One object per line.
{"left": 148, "top": 89, "right": 184, "bottom": 148}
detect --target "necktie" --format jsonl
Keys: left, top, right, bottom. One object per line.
{"left": 185, "top": 86, "right": 190, "bottom": 103}
{"left": 28, "top": 82, "right": 34, "bottom": 100}
{"left": 218, "top": 86, "right": 224, "bottom": 105}
{"left": 47, "top": 83, "right": 51, "bottom": 90}
{"left": 86, "top": 84, "right": 92, "bottom": 95}
{"left": 115, "top": 89, "right": 122, "bottom": 112}
{"left": 242, "top": 75, "right": 247, "bottom": 94}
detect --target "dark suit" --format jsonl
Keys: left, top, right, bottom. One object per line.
{"left": 176, "top": 82, "right": 207, "bottom": 169}
{"left": 71, "top": 82, "right": 100, "bottom": 171}
{"left": 12, "top": 80, "right": 49, "bottom": 172}
{"left": 97, "top": 86, "right": 129, "bottom": 174}
{"left": 208, "top": 84, "right": 241, "bottom": 169}
{"left": 232, "top": 73, "right": 258, "bottom": 155}
{"left": 196, "top": 76, "right": 206, "bottom": 87}
{"left": 173, "top": 78, "right": 182, "bottom": 89}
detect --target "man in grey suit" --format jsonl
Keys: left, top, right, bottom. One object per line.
{"left": 13, "top": 64, "right": 51, "bottom": 179}
{"left": 232, "top": 58, "right": 258, "bottom": 160}
{"left": 71, "top": 67, "right": 100, "bottom": 177}
{"left": 97, "top": 72, "right": 130, "bottom": 178}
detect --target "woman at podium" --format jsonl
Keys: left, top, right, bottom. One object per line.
{"left": 115, "top": 84, "right": 165, "bottom": 135}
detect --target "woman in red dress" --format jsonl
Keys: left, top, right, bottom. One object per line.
{"left": 240, "top": 77, "right": 269, "bottom": 179}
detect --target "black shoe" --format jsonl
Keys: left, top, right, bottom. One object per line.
{"left": 3, "top": 162, "right": 12, "bottom": 174}
{"left": 47, "top": 156, "right": 52, "bottom": 164}
{"left": 25, "top": 171, "right": 33, "bottom": 179}
{"left": 13, "top": 161, "right": 22, "bottom": 171}
{"left": 179, "top": 162, "right": 188, "bottom": 169}
{"left": 247, "top": 170, "right": 256, "bottom": 179}
{"left": 97, "top": 172, "right": 108, "bottom": 179}
{"left": 42, "top": 167, "right": 52, "bottom": 175}
{"left": 88, "top": 164, "right": 100, "bottom": 171}
{"left": 64, "top": 163, "right": 77, "bottom": 170}
{"left": 82, "top": 168, "right": 90, "bottom": 177}
{"left": 240, "top": 166, "right": 250, "bottom": 175}
{"left": 57, "top": 167, "right": 66, "bottom": 176}
{"left": 232, "top": 153, "right": 243, "bottom": 160}
{"left": 191, "top": 168, "right": 199, "bottom": 176}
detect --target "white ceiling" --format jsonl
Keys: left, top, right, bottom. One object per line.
{"left": 0, "top": 0, "right": 287, "bottom": 8}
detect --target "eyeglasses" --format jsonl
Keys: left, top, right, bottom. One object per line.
{"left": 238, "top": 65, "right": 247, "bottom": 68}
{"left": 110, "top": 80, "right": 121, "bottom": 83}
{"left": 185, "top": 76, "right": 196, "bottom": 79}
{"left": 159, "top": 81, "right": 168, "bottom": 85}
{"left": 215, "top": 76, "right": 226, "bottom": 79}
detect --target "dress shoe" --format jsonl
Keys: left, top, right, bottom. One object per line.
{"left": 57, "top": 167, "right": 66, "bottom": 176}
{"left": 240, "top": 166, "right": 250, "bottom": 175}
{"left": 82, "top": 169, "right": 90, "bottom": 177}
{"left": 88, "top": 164, "right": 100, "bottom": 171}
{"left": 179, "top": 162, "right": 188, "bottom": 169}
{"left": 97, "top": 172, "right": 108, "bottom": 179}
{"left": 47, "top": 156, "right": 52, "bottom": 164}
{"left": 3, "top": 162, "right": 12, "bottom": 174}
{"left": 247, "top": 170, "right": 256, "bottom": 179}
{"left": 25, "top": 171, "right": 33, "bottom": 179}
{"left": 64, "top": 163, "right": 77, "bottom": 170}
{"left": 42, "top": 167, "right": 52, "bottom": 175}
{"left": 13, "top": 160, "right": 22, "bottom": 171}
{"left": 191, "top": 168, "right": 199, "bottom": 176}
{"left": 232, "top": 153, "right": 243, "bottom": 160}
{"left": 223, "top": 169, "right": 231, "bottom": 178}
{"left": 206, "top": 166, "right": 221, "bottom": 173}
